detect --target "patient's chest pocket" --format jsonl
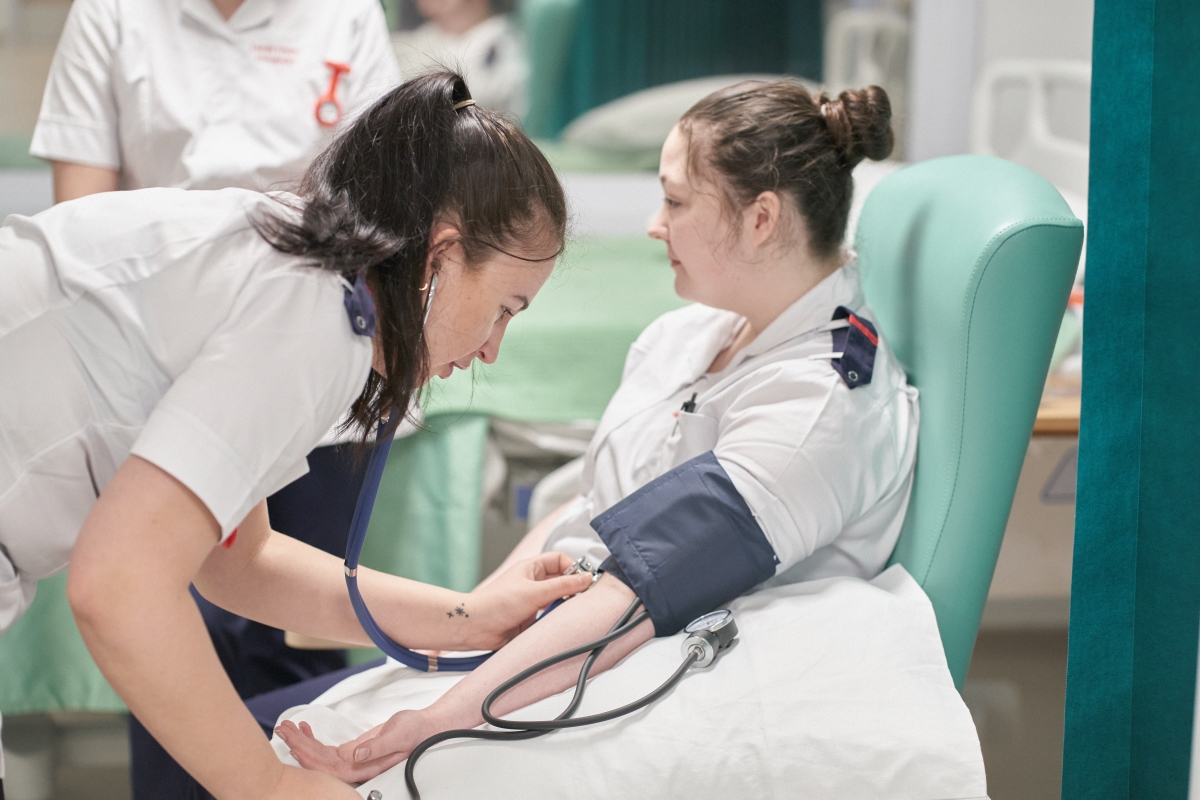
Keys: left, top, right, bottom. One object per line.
{"left": 666, "top": 410, "right": 720, "bottom": 470}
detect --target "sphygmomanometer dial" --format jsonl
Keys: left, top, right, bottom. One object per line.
{"left": 682, "top": 609, "right": 737, "bottom": 668}
{"left": 685, "top": 610, "right": 733, "bottom": 634}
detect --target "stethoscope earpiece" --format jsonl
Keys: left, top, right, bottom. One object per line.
{"left": 422, "top": 273, "right": 438, "bottom": 327}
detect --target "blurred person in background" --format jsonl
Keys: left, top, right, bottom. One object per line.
{"left": 393, "top": 0, "right": 528, "bottom": 119}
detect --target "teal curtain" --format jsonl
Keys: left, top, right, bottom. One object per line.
{"left": 552, "top": 0, "right": 822, "bottom": 134}
{"left": 1061, "top": 0, "right": 1200, "bottom": 796}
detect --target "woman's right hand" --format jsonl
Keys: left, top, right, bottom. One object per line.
{"left": 266, "top": 763, "right": 363, "bottom": 800}
{"left": 461, "top": 552, "right": 594, "bottom": 650}
{"left": 277, "top": 711, "right": 433, "bottom": 785}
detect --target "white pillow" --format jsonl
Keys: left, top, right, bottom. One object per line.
{"left": 562, "top": 74, "right": 819, "bottom": 154}
{"left": 273, "top": 566, "right": 986, "bottom": 800}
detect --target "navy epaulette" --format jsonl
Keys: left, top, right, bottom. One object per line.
{"left": 343, "top": 271, "right": 377, "bottom": 337}
{"left": 830, "top": 306, "right": 877, "bottom": 388}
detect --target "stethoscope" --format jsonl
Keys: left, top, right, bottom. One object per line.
{"left": 342, "top": 273, "right": 493, "bottom": 672}
{"left": 315, "top": 61, "right": 351, "bottom": 128}
{"left": 400, "top": 605, "right": 739, "bottom": 799}
{"left": 340, "top": 271, "right": 740, "bottom": 797}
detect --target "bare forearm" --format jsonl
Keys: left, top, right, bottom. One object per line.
{"left": 422, "top": 574, "right": 652, "bottom": 732}
{"left": 195, "top": 520, "right": 468, "bottom": 651}
{"left": 75, "top": 577, "right": 284, "bottom": 799}
{"left": 70, "top": 458, "right": 285, "bottom": 800}
{"left": 194, "top": 502, "right": 591, "bottom": 654}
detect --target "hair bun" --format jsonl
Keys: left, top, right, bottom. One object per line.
{"left": 818, "top": 85, "right": 894, "bottom": 166}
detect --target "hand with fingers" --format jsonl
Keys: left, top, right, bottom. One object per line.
{"left": 462, "top": 551, "right": 594, "bottom": 650}
{"left": 277, "top": 712, "right": 432, "bottom": 785}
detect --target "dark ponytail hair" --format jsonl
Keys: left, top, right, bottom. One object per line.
{"left": 679, "top": 80, "right": 893, "bottom": 260}
{"left": 254, "top": 72, "right": 567, "bottom": 439}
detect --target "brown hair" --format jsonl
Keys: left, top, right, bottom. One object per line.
{"left": 678, "top": 80, "right": 893, "bottom": 260}
{"left": 256, "top": 72, "right": 566, "bottom": 439}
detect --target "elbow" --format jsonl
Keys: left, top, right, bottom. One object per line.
{"left": 67, "top": 554, "right": 143, "bottom": 643}
{"left": 66, "top": 559, "right": 112, "bottom": 639}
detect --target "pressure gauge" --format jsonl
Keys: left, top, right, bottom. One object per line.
{"left": 681, "top": 609, "right": 738, "bottom": 668}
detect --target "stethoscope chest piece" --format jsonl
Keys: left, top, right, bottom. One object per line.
{"left": 682, "top": 609, "right": 738, "bottom": 668}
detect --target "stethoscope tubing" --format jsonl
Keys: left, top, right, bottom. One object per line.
{"left": 343, "top": 417, "right": 493, "bottom": 672}
{"left": 403, "top": 599, "right": 646, "bottom": 799}
{"left": 480, "top": 608, "right": 650, "bottom": 728}
{"left": 482, "top": 618, "right": 698, "bottom": 732}
{"left": 343, "top": 272, "right": 490, "bottom": 672}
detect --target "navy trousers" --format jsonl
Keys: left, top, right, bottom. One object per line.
{"left": 130, "top": 444, "right": 371, "bottom": 799}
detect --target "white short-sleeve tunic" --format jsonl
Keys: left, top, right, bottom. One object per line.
{"left": 0, "top": 188, "right": 374, "bottom": 634}
{"left": 544, "top": 262, "right": 920, "bottom": 587}
{"left": 29, "top": 0, "right": 400, "bottom": 191}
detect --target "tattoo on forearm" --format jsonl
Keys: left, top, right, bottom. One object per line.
{"left": 446, "top": 603, "right": 469, "bottom": 619}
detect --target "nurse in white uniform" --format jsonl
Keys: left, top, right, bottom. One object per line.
{"left": 29, "top": 0, "right": 404, "bottom": 746}
{"left": 30, "top": 0, "right": 400, "bottom": 201}
{"left": 0, "top": 73, "right": 593, "bottom": 800}
{"left": 281, "top": 80, "right": 919, "bottom": 783}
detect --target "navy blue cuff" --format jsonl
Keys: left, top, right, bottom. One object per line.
{"left": 591, "top": 451, "right": 778, "bottom": 636}
{"left": 599, "top": 554, "right": 630, "bottom": 588}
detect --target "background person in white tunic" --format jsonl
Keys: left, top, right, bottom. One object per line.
{"left": 280, "top": 80, "right": 918, "bottom": 783}
{"left": 392, "top": 0, "right": 528, "bottom": 119}
{"left": 0, "top": 73, "right": 593, "bottom": 800}
{"left": 29, "top": 0, "right": 401, "bottom": 202}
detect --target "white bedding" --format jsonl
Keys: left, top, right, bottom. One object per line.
{"left": 272, "top": 565, "right": 987, "bottom": 800}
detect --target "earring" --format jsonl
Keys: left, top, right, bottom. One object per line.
{"left": 418, "top": 281, "right": 429, "bottom": 291}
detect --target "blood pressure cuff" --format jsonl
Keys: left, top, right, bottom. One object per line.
{"left": 593, "top": 451, "right": 779, "bottom": 636}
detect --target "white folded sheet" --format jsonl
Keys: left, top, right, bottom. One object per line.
{"left": 272, "top": 565, "right": 988, "bottom": 800}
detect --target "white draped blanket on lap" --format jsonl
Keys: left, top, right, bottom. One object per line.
{"left": 272, "top": 565, "right": 987, "bottom": 800}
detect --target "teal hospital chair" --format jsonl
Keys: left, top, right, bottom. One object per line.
{"left": 855, "top": 155, "right": 1084, "bottom": 688}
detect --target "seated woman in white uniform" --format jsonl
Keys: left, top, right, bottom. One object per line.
{"left": 277, "top": 80, "right": 930, "bottom": 787}
{"left": 0, "top": 72, "right": 596, "bottom": 800}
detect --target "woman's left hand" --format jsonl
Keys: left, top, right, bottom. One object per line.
{"left": 462, "top": 551, "right": 594, "bottom": 651}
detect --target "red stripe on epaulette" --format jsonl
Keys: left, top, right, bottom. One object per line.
{"left": 847, "top": 314, "right": 879, "bottom": 346}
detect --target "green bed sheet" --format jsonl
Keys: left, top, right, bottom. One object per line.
{"left": 0, "top": 235, "right": 684, "bottom": 711}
